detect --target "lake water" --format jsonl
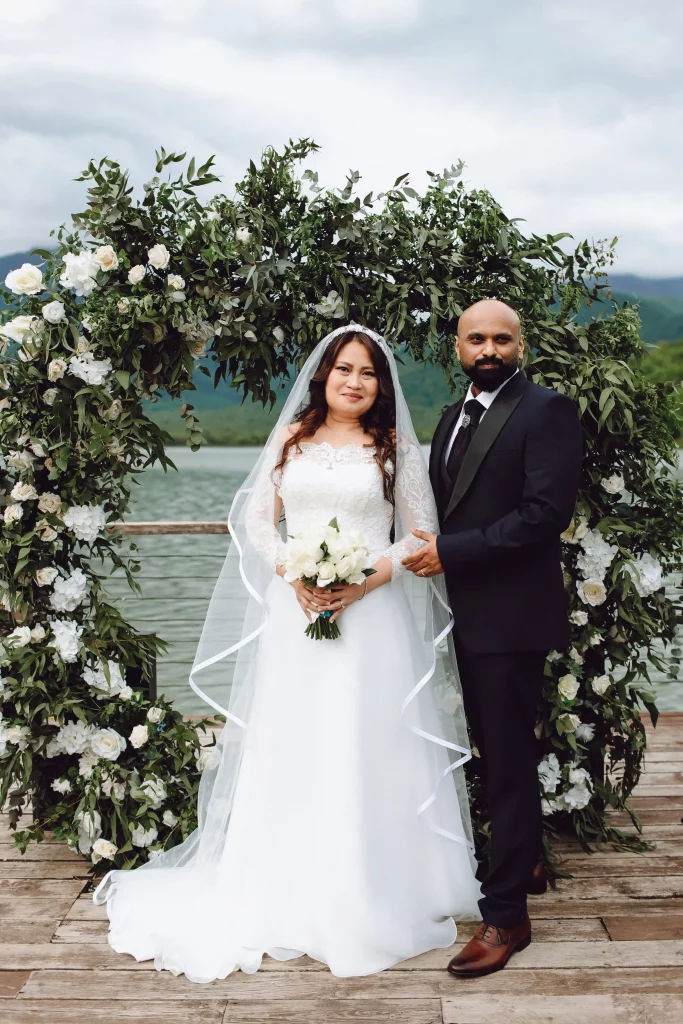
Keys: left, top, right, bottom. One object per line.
{"left": 102, "top": 446, "right": 683, "bottom": 714}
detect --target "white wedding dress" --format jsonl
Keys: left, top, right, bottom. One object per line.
{"left": 94, "top": 438, "right": 481, "bottom": 982}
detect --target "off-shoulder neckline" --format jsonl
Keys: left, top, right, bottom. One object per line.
{"left": 298, "top": 440, "right": 376, "bottom": 453}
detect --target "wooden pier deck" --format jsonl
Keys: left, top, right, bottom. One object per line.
{"left": 1, "top": 712, "right": 682, "bottom": 1023}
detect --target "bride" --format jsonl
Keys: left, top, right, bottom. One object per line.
{"left": 93, "top": 324, "right": 482, "bottom": 982}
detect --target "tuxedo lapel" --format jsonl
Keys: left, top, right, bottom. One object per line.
{"left": 430, "top": 401, "right": 462, "bottom": 516}
{"left": 442, "top": 372, "right": 527, "bottom": 523}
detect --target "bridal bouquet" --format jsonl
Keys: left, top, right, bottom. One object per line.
{"left": 281, "top": 518, "right": 376, "bottom": 640}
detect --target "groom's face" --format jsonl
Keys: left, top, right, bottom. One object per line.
{"left": 455, "top": 305, "right": 524, "bottom": 393}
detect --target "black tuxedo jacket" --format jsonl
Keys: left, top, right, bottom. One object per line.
{"left": 429, "top": 371, "right": 582, "bottom": 654}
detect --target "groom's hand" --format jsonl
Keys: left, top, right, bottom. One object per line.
{"left": 402, "top": 530, "right": 445, "bottom": 577}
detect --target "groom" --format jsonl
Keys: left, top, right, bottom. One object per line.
{"left": 403, "top": 299, "right": 582, "bottom": 977}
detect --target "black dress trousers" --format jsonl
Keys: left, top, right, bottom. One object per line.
{"left": 453, "top": 628, "right": 547, "bottom": 927}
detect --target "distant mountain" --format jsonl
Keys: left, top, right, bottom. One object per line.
{"left": 609, "top": 274, "right": 683, "bottom": 298}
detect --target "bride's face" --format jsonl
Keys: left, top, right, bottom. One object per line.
{"left": 325, "top": 340, "right": 379, "bottom": 420}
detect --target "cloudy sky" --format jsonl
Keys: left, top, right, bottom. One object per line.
{"left": 1, "top": 0, "right": 681, "bottom": 275}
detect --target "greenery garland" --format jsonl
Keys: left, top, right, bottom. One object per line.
{"left": 1, "top": 140, "right": 681, "bottom": 873}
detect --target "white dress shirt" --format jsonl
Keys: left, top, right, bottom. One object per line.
{"left": 444, "top": 369, "right": 519, "bottom": 464}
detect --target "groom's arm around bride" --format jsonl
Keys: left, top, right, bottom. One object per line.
{"left": 404, "top": 298, "right": 582, "bottom": 978}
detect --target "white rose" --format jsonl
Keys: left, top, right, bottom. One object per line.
{"left": 47, "top": 358, "right": 68, "bottom": 381}
{"left": 590, "top": 674, "right": 612, "bottom": 696}
{"left": 171, "top": 290, "right": 186, "bottom": 302}
{"left": 90, "top": 728, "right": 127, "bottom": 761}
{"left": 542, "top": 797, "right": 563, "bottom": 816}
{"left": 42, "top": 300, "right": 66, "bottom": 324}
{"left": 42, "top": 388, "right": 59, "bottom": 406}
{"left": 102, "top": 777, "right": 126, "bottom": 801}
{"left": 273, "top": 326, "right": 285, "bottom": 343}
{"left": 30, "top": 624, "right": 46, "bottom": 643}
{"left": 0, "top": 398, "right": 10, "bottom": 412}
{"left": 75, "top": 336, "right": 89, "bottom": 355}
{"left": 568, "top": 647, "right": 583, "bottom": 665}
{"left": 129, "top": 724, "right": 149, "bottom": 749}
{"left": 118, "top": 685, "right": 133, "bottom": 701}
{"left": 577, "top": 578, "right": 607, "bottom": 606}
{"left": 196, "top": 745, "right": 221, "bottom": 771}
{"left": 30, "top": 442, "right": 46, "bottom": 458}
{"left": 75, "top": 808, "right": 101, "bottom": 854}
{"left": 625, "top": 552, "right": 663, "bottom": 599}
{"left": 3, "top": 504, "right": 23, "bottom": 525}
{"left": 91, "top": 837, "right": 118, "bottom": 863}
{"left": 167, "top": 274, "right": 185, "bottom": 290}
{"left": 11, "top": 482, "right": 37, "bottom": 501}
{"left": 117, "top": 298, "right": 130, "bottom": 314}
{"left": 558, "top": 713, "right": 581, "bottom": 733}
{"left": 570, "top": 610, "right": 589, "bottom": 626}
{"left": 93, "top": 245, "right": 119, "bottom": 272}
{"left": 37, "top": 493, "right": 62, "bottom": 515}
{"left": 147, "top": 243, "right": 170, "bottom": 270}
{"left": 51, "top": 777, "right": 72, "bottom": 795}
{"left": 140, "top": 776, "right": 166, "bottom": 809}
{"left": 601, "top": 473, "right": 625, "bottom": 495}
{"left": 558, "top": 674, "right": 580, "bottom": 701}
{"left": 236, "top": 227, "right": 251, "bottom": 243}
{"left": 5, "top": 263, "right": 43, "bottom": 295}
{"left": 59, "top": 252, "right": 100, "bottom": 297}
{"left": 101, "top": 399, "right": 123, "bottom": 421}
{"left": 589, "top": 633, "right": 602, "bottom": 646}
{"left": 37, "top": 522, "right": 59, "bottom": 542}
{"left": 0, "top": 314, "right": 38, "bottom": 343}
{"left": 5, "top": 724, "right": 31, "bottom": 749}
{"left": 83, "top": 660, "right": 125, "bottom": 698}
{"left": 81, "top": 315, "right": 94, "bottom": 332}
{"left": 131, "top": 824, "right": 158, "bottom": 848}
{"left": 316, "top": 560, "right": 337, "bottom": 588}
{"left": 8, "top": 626, "right": 32, "bottom": 648}
{"left": 575, "top": 722, "right": 596, "bottom": 742}
{"left": 146, "top": 707, "right": 164, "bottom": 723}
{"left": 7, "top": 448, "right": 35, "bottom": 471}
{"left": 546, "top": 650, "right": 563, "bottom": 663}
{"left": 314, "top": 290, "right": 345, "bottom": 319}
{"left": 127, "top": 264, "right": 146, "bottom": 285}
{"left": 162, "top": 809, "right": 178, "bottom": 827}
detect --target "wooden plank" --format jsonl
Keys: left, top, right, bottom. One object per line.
{"left": 527, "top": 898, "right": 683, "bottom": 918}
{"left": 0, "top": 880, "right": 85, "bottom": 898}
{"left": 558, "top": 856, "right": 683, "bottom": 877}
{"left": 0, "top": 945, "right": 154, "bottom": 971}
{"left": 63, "top": 897, "right": 107, "bottom": 922}
{"left": 609, "top": 809, "right": 683, "bottom": 825}
{"left": 0, "top": 899, "right": 75, "bottom": 921}
{"left": 644, "top": 752, "right": 683, "bottom": 762}
{"left": 0, "top": 924, "right": 59, "bottom": 944}
{"left": 0, "top": 861, "right": 91, "bottom": 879}
{"left": 442, "top": 994, "right": 683, "bottom": 1024}
{"left": 603, "top": 916, "right": 683, "bottom": 941}
{"left": 52, "top": 920, "right": 109, "bottom": 944}
{"left": 531, "top": 875, "right": 683, "bottom": 899}
{"left": 0, "top": 972, "right": 30, "bottom": 998}
{"left": 17, "top": 967, "right": 683, "bottom": 999}
{"left": 0, "top": 844, "right": 83, "bottom": 862}
{"left": 0, "top": 999, "right": 226, "bottom": 1022}
{"left": 108, "top": 521, "right": 230, "bottom": 535}
{"left": 222, "top": 1000, "right": 443, "bottom": 1023}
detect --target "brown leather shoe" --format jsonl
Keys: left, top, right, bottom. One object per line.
{"left": 447, "top": 914, "right": 531, "bottom": 977}
{"left": 526, "top": 860, "right": 548, "bottom": 895}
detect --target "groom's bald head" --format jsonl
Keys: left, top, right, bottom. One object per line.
{"left": 455, "top": 299, "right": 524, "bottom": 393}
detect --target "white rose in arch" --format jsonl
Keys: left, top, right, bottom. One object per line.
{"left": 624, "top": 552, "right": 663, "bottom": 599}
{"left": 601, "top": 473, "right": 625, "bottom": 495}
{"left": 90, "top": 728, "right": 127, "bottom": 761}
{"left": 575, "top": 722, "right": 596, "bottom": 742}
{"left": 42, "top": 300, "right": 66, "bottom": 324}
{"left": 236, "top": 227, "right": 251, "bottom": 243}
{"left": 42, "top": 389, "right": 59, "bottom": 406}
{"left": 558, "top": 674, "right": 580, "bottom": 701}
{"left": 128, "top": 264, "right": 146, "bottom": 286}
{"left": 131, "top": 824, "right": 158, "bottom": 848}
{"left": 162, "top": 809, "right": 178, "bottom": 827}
{"left": 5, "top": 263, "right": 43, "bottom": 295}
{"left": 196, "top": 745, "right": 221, "bottom": 771}
{"left": 576, "top": 578, "right": 607, "bottom": 606}
{"left": 30, "top": 442, "right": 46, "bottom": 458}
{"left": 51, "top": 778, "right": 72, "bottom": 795}
{"left": 147, "top": 243, "right": 170, "bottom": 269}
{"left": 0, "top": 314, "right": 38, "bottom": 343}
{"left": 11, "top": 482, "right": 38, "bottom": 502}
{"left": 140, "top": 775, "right": 167, "bottom": 809}
{"left": 167, "top": 274, "right": 185, "bottom": 290}
{"left": 570, "top": 609, "right": 589, "bottom": 626}
{"left": 91, "top": 838, "right": 118, "bottom": 863}
{"left": 93, "top": 245, "right": 119, "bottom": 272}
{"left": 30, "top": 624, "right": 46, "bottom": 642}
{"left": 38, "top": 492, "right": 62, "bottom": 515}
{"left": 558, "top": 712, "right": 581, "bottom": 733}
{"left": 273, "top": 326, "right": 285, "bottom": 343}
{"left": 3, "top": 504, "right": 24, "bottom": 525}
{"left": 118, "top": 685, "right": 133, "bottom": 701}
{"left": 546, "top": 650, "right": 563, "bottom": 663}
{"left": 147, "top": 707, "right": 164, "bottom": 723}
{"left": 117, "top": 298, "right": 130, "bottom": 314}
{"left": 129, "top": 724, "right": 149, "bottom": 749}
{"left": 590, "top": 674, "right": 612, "bottom": 696}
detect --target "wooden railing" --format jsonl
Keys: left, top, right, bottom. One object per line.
{"left": 108, "top": 521, "right": 229, "bottom": 535}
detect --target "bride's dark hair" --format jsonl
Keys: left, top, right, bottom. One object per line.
{"left": 275, "top": 331, "right": 397, "bottom": 503}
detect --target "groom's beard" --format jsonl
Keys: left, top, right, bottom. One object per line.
{"left": 462, "top": 356, "right": 518, "bottom": 392}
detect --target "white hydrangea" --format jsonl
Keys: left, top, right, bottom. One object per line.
{"left": 546, "top": 650, "right": 562, "bottom": 663}
{"left": 576, "top": 529, "right": 617, "bottom": 581}
{"left": 542, "top": 797, "right": 564, "bottom": 816}
{"left": 63, "top": 504, "right": 106, "bottom": 543}
{"left": 624, "top": 552, "right": 663, "bottom": 598}
{"left": 51, "top": 777, "right": 72, "bottom": 795}
{"left": 0, "top": 314, "right": 38, "bottom": 343}
{"left": 575, "top": 723, "right": 595, "bottom": 744}
{"left": 78, "top": 749, "right": 100, "bottom": 779}
{"left": 117, "top": 298, "right": 130, "bottom": 313}
{"left": 91, "top": 837, "right": 118, "bottom": 863}
{"left": 129, "top": 724, "right": 149, "bottom": 749}
{"left": 56, "top": 719, "right": 95, "bottom": 755}
{"left": 59, "top": 251, "right": 100, "bottom": 297}
{"left": 5, "top": 263, "right": 43, "bottom": 295}
{"left": 50, "top": 620, "right": 84, "bottom": 663}
{"left": 74, "top": 808, "right": 102, "bottom": 854}
{"left": 5, "top": 724, "right": 31, "bottom": 749}
{"left": 140, "top": 776, "right": 167, "bottom": 809}
{"left": 68, "top": 352, "right": 112, "bottom": 386}
{"left": 537, "top": 753, "right": 561, "bottom": 794}
{"left": 42, "top": 300, "right": 66, "bottom": 324}
{"left": 314, "top": 289, "right": 346, "bottom": 318}
{"left": 131, "top": 823, "right": 158, "bottom": 848}
{"left": 90, "top": 728, "right": 127, "bottom": 762}
{"left": 82, "top": 659, "right": 125, "bottom": 699}
{"left": 49, "top": 568, "right": 89, "bottom": 612}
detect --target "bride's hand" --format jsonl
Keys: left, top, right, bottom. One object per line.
{"left": 324, "top": 581, "right": 365, "bottom": 623}
{"left": 289, "top": 579, "right": 332, "bottom": 623}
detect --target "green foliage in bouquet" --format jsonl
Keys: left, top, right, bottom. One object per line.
{"left": 1, "top": 139, "right": 681, "bottom": 874}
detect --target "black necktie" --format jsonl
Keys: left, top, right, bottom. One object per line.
{"left": 446, "top": 399, "right": 484, "bottom": 485}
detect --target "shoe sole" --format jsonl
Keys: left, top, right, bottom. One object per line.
{"left": 447, "top": 934, "right": 532, "bottom": 979}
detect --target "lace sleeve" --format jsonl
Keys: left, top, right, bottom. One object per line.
{"left": 243, "top": 437, "right": 286, "bottom": 570}
{"left": 381, "top": 441, "right": 438, "bottom": 578}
